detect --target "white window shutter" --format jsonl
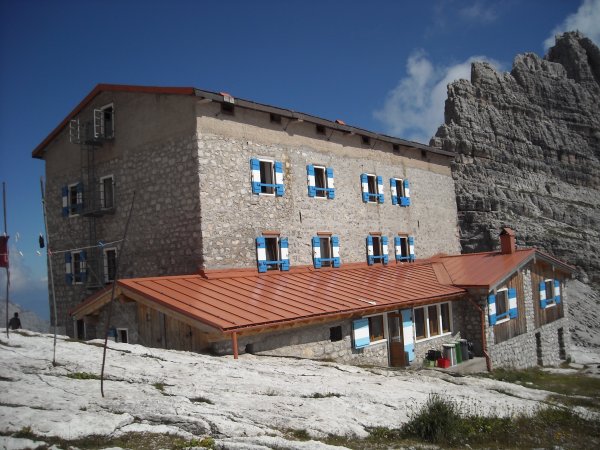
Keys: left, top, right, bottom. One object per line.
{"left": 312, "top": 236, "right": 321, "bottom": 268}
{"left": 326, "top": 167, "right": 335, "bottom": 199}
{"left": 332, "top": 235, "right": 340, "bottom": 267}
{"left": 279, "top": 237, "right": 289, "bottom": 270}
{"left": 250, "top": 159, "right": 261, "bottom": 194}
{"left": 367, "top": 236, "right": 374, "bottom": 265}
{"left": 274, "top": 161, "right": 284, "bottom": 196}
{"left": 508, "top": 288, "right": 518, "bottom": 318}
{"left": 382, "top": 236, "right": 389, "bottom": 264}
{"left": 256, "top": 237, "right": 267, "bottom": 272}
{"left": 390, "top": 178, "right": 398, "bottom": 205}
{"left": 377, "top": 175, "right": 384, "bottom": 203}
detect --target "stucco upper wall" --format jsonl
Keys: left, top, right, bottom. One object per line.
{"left": 195, "top": 103, "right": 460, "bottom": 269}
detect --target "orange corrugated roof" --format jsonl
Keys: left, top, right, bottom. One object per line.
{"left": 72, "top": 263, "right": 465, "bottom": 333}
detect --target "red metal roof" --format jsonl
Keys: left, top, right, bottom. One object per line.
{"left": 437, "top": 248, "right": 574, "bottom": 289}
{"left": 72, "top": 263, "right": 465, "bottom": 333}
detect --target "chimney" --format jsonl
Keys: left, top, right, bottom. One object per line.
{"left": 500, "top": 228, "right": 516, "bottom": 254}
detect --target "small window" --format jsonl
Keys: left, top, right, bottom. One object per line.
{"left": 103, "top": 247, "right": 117, "bottom": 283}
{"left": 391, "top": 178, "right": 411, "bottom": 206}
{"left": 94, "top": 104, "right": 114, "bottom": 139}
{"left": 392, "top": 144, "right": 400, "bottom": 155}
{"left": 256, "top": 234, "right": 289, "bottom": 272}
{"left": 372, "top": 236, "right": 382, "bottom": 258}
{"left": 307, "top": 165, "right": 335, "bottom": 199}
{"left": 314, "top": 166, "right": 327, "bottom": 198}
{"left": 316, "top": 124, "right": 326, "bottom": 135}
{"left": 496, "top": 289, "right": 509, "bottom": 321}
{"left": 312, "top": 234, "right": 340, "bottom": 268}
{"left": 414, "top": 302, "right": 452, "bottom": 341}
{"left": 396, "top": 235, "right": 409, "bottom": 261}
{"left": 361, "top": 173, "right": 383, "bottom": 203}
{"left": 421, "top": 149, "right": 427, "bottom": 159}
{"left": 221, "top": 102, "right": 235, "bottom": 115}
{"left": 330, "top": 326, "right": 343, "bottom": 342}
{"left": 320, "top": 236, "right": 332, "bottom": 267}
{"left": 100, "top": 176, "right": 114, "bottom": 209}
{"left": 367, "top": 234, "right": 388, "bottom": 265}
{"left": 270, "top": 113, "right": 281, "bottom": 124}
{"left": 117, "top": 328, "right": 128, "bottom": 343}
{"left": 70, "top": 251, "right": 87, "bottom": 284}
{"left": 68, "top": 183, "right": 81, "bottom": 216}
{"left": 251, "top": 158, "right": 284, "bottom": 196}
{"left": 544, "top": 279, "right": 555, "bottom": 306}
{"left": 368, "top": 315, "right": 385, "bottom": 342}
{"left": 259, "top": 160, "right": 275, "bottom": 195}
{"left": 361, "top": 135, "right": 371, "bottom": 145}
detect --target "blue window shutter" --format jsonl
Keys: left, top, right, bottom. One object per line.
{"left": 508, "top": 287, "right": 518, "bottom": 319}
{"left": 250, "top": 159, "right": 261, "bottom": 194}
{"left": 539, "top": 281, "right": 547, "bottom": 309}
{"left": 274, "top": 161, "right": 284, "bottom": 196}
{"left": 360, "top": 174, "right": 369, "bottom": 202}
{"left": 408, "top": 236, "right": 415, "bottom": 261}
{"left": 76, "top": 182, "right": 84, "bottom": 213}
{"left": 366, "top": 235, "right": 374, "bottom": 265}
{"left": 80, "top": 250, "right": 87, "bottom": 283}
{"left": 394, "top": 236, "right": 401, "bottom": 261}
{"left": 352, "top": 318, "right": 370, "bottom": 349}
{"left": 307, "top": 165, "right": 316, "bottom": 197}
{"left": 488, "top": 294, "right": 497, "bottom": 325}
{"left": 256, "top": 236, "right": 267, "bottom": 273}
{"left": 390, "top": 179, "right": 398, "bottom": 205}
{"left": 312, "top": 236, "right": 321, "bottom": 268}
{"left": 326, "top": 167, "right": 335, "bottom": 199}
{"left": 382, "top": 236, "right": 389, "bottom": 264}
{"left": 61, "top": 186, "right": 69, "bottom": 217}
{"left": 401, "top": 309, "right": 415, "bottom": 362}
{"left": 65, "top": 252, "right": 73, "bottom": 285}
{"left": 400, "top": 179, "right": 411, "bottom": 207}
{"left": 377, "top": 175, "right": 384, "bottom": 203}
{"left": 331, "top": 235, "right": 340, "bottom": 267}
{"left": 554, "top": 279, "right": 561, "bottom": 304}
{"left": 279, "top": 237, "right": 289, "bottom": 271}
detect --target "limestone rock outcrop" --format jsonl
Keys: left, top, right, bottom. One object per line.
{"left": 432, "top": 32, "right": 600, "bottom": 285}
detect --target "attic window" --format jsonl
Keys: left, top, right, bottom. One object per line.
{"left": 270, "top": 113, "right": 281, "bottom": 124}
{"left": 221, "top": 102, "right": 235, "bottom": 116}
{"left": 421, "top": 149, "right": 427, "bottom": 159}
{"left": 392, "top": 144, "right": 400, "bottom": 155}
{"left": 361, "top": 135, "right": 371, "bottom": 145}
{"left": 316, "top": 124, "right": 326, "bottom": 135}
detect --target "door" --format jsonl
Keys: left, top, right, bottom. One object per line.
{"left": 388, "top": 313, "right": 406, "bottom": 367}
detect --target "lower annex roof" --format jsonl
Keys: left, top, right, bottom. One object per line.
{"left": 72, "top": 262, "right": 465, "bottom": 334}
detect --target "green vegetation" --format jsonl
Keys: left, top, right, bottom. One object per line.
{"left": 153, "top": 382, "right": 165, "bottom": 392}
{"left": 302, "top": 392, "right": 342, "bottom": 399}
{"left": 66, "top": 372, "right": 101, "bottom": 380}
{"left": 173, "top": 436, "right": 215, "bottom": 449}
{"left": 190, "top": 396, "right": 214, "bottom": 405}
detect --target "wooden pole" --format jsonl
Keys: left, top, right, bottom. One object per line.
{"left": 3, "top": 182, "right": 9, "bottom": 338}
{"left": 100, "top": 191, "right": 135, "bottom": 397}
{"left": 232, "top": 332, "right": 239, "bottom": 359}
{"left": 40, "top": 178, "right": 58, "bottom": 364}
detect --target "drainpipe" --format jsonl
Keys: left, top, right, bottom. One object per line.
{"left": 232, "top": 332, "right": 239, "bottom": 360}
{"left": 467, "top": 297, "right": 492, "bottom": 372}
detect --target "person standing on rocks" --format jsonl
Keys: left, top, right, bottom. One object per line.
{"left": 8, "top": 312, "right": 21, "bottom": 330}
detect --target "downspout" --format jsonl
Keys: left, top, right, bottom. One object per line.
{"left": 467, "top": 297, "right": 492, "bottom": 372}
{"left": 232, "top": 332, "right": 239, "bottom": 360}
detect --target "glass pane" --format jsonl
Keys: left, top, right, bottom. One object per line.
{"left": 428, "top": 305, "right": 439, "bottom": 336}
{"left": 315, "top": 167, "right": 326, "bottom": 197}
{"left": 320, "top": 237, "right": 331, "bottom": 266}
{"left": 368, "top": 315, "right": 385, "bottom": 341}
{"left": 497, "top": 290, "right": 508, "bottom": 316}
{"left": 414, "top": 308, "right": 425, "bottom": 339}
{"left": 441, "top": 303, "right": 451, "bottom": 333}
{"left": 259, "top": 161, "right": 274, "bottom": 194}
{"left": 367, "top": 175, "right": 377, "bottom": 195}
{"left": 265, "top": 237, "right": 279, "bottom": 269}
{"left": 545, "top": 281, "right": 553, "bottom": 302}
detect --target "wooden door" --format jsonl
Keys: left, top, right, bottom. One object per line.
{"left": 388, "top": 313, "right": 406, "bottom": 367}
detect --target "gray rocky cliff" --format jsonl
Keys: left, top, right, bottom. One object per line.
{"left": 432, "top": 31, "right": 600, "bottom": 286}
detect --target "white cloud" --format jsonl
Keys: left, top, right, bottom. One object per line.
{"left": 459, "top": 1, "right": 498, "bottom": 23}
{"left": 374, "top": 51, "right": 501, "bottom": 144}
{"left": 544, "top": 0, "right": 600, "bottom": 49}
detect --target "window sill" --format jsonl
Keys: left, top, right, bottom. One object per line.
{"left": 415, "top": 331, "right": 452, "bottom": 343}
{"left": 495, "top": 317, "right": 510, "bottom": 325}
{"left": 545, "top": 302, "right": 557, "bottom": 308}
{"left": 368, "top": 338, "right": 387, "bottom": 347}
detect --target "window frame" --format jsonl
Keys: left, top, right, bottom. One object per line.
{"left": 366, "top": 174, "right": 378, "bottom": 203}
{"left": 258, "top": 159, "right": 275, "bottom": 195}
{"left": 365, "top": 313, "right": 387, "bottom": 345}
{"left": 413, "top": 302, "right": 453, "bottom": 342}
{"left": 70, "top": 251, "right": 86, "bottom": 285}
{"left": 103, "top": 247, "right": 118, "bottom": 284}
{"left": 116, "top": 328, "right": 129, "bottom": 343}
{"left": 68, "top": 183, "right": 81, "bottom": 217}
{"left": 495, "top": 288, "right": 510, "bottom": 323}
{"left": 544, "top": 278, "right": 557, "bottom": 308}
{"left": 95, "top": 103, "right": 114, "bottom": 139}
{"left": 100, "top": 175, "right": 114, "bottom": 210}
{"left": 313, "top": 165, "right": 328, "bottom": 198}
{"left": 396, "top": 234, "right": 409, "bottom": 261}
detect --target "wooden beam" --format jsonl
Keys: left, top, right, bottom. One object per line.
{"left": 232, "top": 332, "right": 238, "bottom": 360}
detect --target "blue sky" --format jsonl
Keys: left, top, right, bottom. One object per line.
{"left": 1, "top": 0, "right": 598, "bottom": 319}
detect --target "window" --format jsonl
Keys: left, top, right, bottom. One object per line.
{"left": 352, "top": 315, "right": 386, "bottom": 349}
{"left": 316, "top": 124, "right": 326, "bottom": 135}
{"left": 220, "top": 102, "right": 235, "bottom": 115}
{"left": 360, "top": 173, "right": 383, "bottom": 203}
{"left": 251, "top": 158, "right": 284, "bottom": 196}
{"left": 413, "top": 302, "right": 452, "bottom": 341}
{"left": 390, "top": 178, "right": 411, "bottom": 206}
{"left": 312, "top": 235, "right": 340, "bottom": 268}
{"left": 103, "top": 247, "right": 117, "bottom": 283}
{"left": 256, "top": 234, "right": 289, "bottom": 272}
{"left": 539, "top": 279, "right": 561, "bottom": 308}
{"left": 94, "top": 104, "right": 114, "bottom": 139}
{"left": 65, "top": 250, "right": 87, "bottom": 285}
{"left": 361, "top": 135, "right": 371, "bottom": 145}
{"left": 367, "top": 234, "right": 388, "bottom": 265}
{"left": 307, "top": 165, "right": 335, "bottom": 199}
{"left": 392, "top": 144, "right": 400, "bottom": 155}
{"left": 394, "top": 235, "right": 415, "bottom": 262}
{"left": 270, "top": 113, "right": 281, "bottom": 124}
{"left": 330, "top": 326, "right": 343, "bottom": 342}
{"left": 488, "top": 287, "right": 517, "bottom": 325}
{"left": 117, "top": 328, "right": 128, "bottom": 343}
{"left": 62, "top": 183, "right": 83, "bottom": 217}
{"left": 100, "top": 175, "right": 114, "bottom": 209}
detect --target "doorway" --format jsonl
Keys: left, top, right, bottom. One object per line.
{"left": 388, "top": 313, "right": 406, "bottom": 367}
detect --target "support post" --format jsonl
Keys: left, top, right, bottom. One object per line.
{"left": 232, "top": 332, "right": 239, "bottom": 360}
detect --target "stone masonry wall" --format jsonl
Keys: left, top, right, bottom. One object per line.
{"left": 195, "top": 102, "right": 461, "bottom": 270}
{"left": 43, "top": 91, "right": 200, "bottom": 335}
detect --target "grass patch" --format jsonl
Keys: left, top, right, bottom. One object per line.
{"left": 153, "top": 382, "right": 166, "bottom": 392}
{"left": 173, "top": 436, "right": 215, "bottom": 449}
{"left": 483, "top": 367, "right": 600, "bottom": 398}
{"left": 66, "top": 372, "right": 101, "bottom": 380}
{"left": 190, "top": 396, "right": 214, "bottom": 405}
{"left": 302, "top": 392, "right": 342, "bottom": 399}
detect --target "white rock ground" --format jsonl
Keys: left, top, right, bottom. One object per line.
{"left": 1, "top": 330, "right": 598, "bottom": 450}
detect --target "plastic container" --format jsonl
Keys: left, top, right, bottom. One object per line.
{"left": 443, "top": 344, "right": 456, "bottom": 366}
{"left": 437, "top": 357, "right": 451, "bottom": 369}
{"left": 460, "top": 339, "right": 468, "bottom": 362}
{"left": 454, "top": 341, "right": 462, "bottom": 364}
